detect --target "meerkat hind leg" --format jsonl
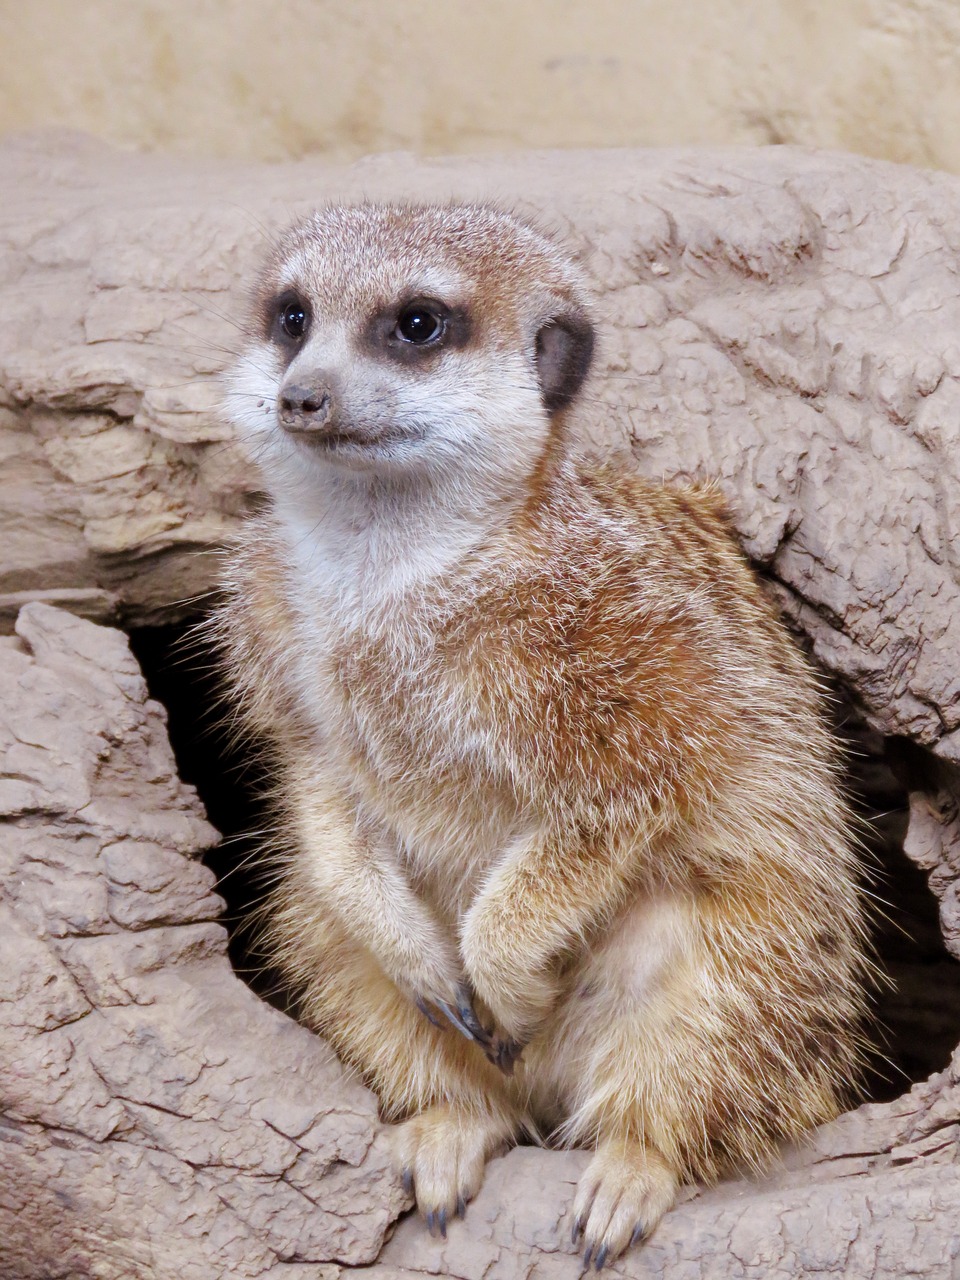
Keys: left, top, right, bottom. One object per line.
{"left": 544, "top": 893, "right": 692, "bottom": 1265}
{"left": 275, "top": 898, "right": 520, "bottom": 1228}
{"left": 393, "top": 1101, "right": 518, "bottom": 1235}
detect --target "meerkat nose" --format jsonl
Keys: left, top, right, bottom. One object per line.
{"left": 278, "top": 382, "right": 334, "bottom": 433}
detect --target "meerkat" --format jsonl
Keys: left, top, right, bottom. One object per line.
{"left": 216, "top": 202, "right": 867, "bottom": 1267}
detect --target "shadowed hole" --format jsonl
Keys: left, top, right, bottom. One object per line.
{"left": 128, "top": 619, "right": 290, "bottom": 1011}
{"left": 839, "top": 714, "right": 960, "bottom": 1101}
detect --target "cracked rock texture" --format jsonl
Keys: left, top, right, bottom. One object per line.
{"left": 1, "top": 134, "right": 960, "bottom": 1277}
{"left": 0, "top": 603, "right": 404, "bottom": 1279}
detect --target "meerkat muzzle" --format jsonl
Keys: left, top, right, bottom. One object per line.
{"left": 278, "top": 376, "right": 422, "bottom": 454}
{"left": 278, "top": 382, "right": 334, "bottom": 435}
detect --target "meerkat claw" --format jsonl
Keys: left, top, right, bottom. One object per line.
{"left": 580, "top": 1240, "right": 610, "bottom": 1271}
{"left": 424, "top": 1205, "right": 448, "bottom": 1238}
{"left": 435, "top": 998, "right": 479, "bottom": 1042}
{"left": 402, "top": 1166, "right": 414, "bottom": 1195}
{"left": 456, "top": 1195, "right": 466, "bottom": 1219}
{"left": 489, "top": 1034, "right": 524, "bottom": 1075}
{"left": 454, "top": 985, "right": 495, "bottom": 1048}
{"left": 415, "top": 997, "right": 444, "bottom": 1029}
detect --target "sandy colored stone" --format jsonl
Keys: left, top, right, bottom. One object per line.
{"left": 1, "top": 136, "right": 960, "bottom": 1278}
{"left": 3, "top": 135, "right": 960, "bottom": 758}
{"left": 0, "top": 604, "right": 405, "bottom": 1280}
{"left": 4, "top": 3, "right": 960, "bottom": 176}
{"left": 2, "top": 602, "right": 957, "bottom": 1279}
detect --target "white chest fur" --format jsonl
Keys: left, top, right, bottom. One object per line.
{"left": 276, "top": 506, "right": 526, "bottom": 923}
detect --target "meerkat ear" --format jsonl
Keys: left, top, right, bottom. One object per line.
{"left": 535, "top": 310, "right": 595, "bottom": 415}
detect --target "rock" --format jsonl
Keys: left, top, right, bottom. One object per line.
{"left": 1, "top": 136, "right": 959, "bottom": 759}
{"left": 1, "top": 134, "right": 959, "bottom": 1278}
{"left": 0, "top": 603, "right": 404, "bottom": 1280}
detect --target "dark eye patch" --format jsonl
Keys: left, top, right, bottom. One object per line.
{"left": 363, "top": 295, "right": 472, "bottom": 364}
{"left": 261, "top": 290, "right": 312, "bottom": 346}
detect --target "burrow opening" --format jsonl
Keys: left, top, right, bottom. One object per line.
{"left": 130, "top": 618, "right": 960, "bottom": 1106}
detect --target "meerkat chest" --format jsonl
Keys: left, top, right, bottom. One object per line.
{"left": 287, "top": 599, "right": 523, "bottom": 908}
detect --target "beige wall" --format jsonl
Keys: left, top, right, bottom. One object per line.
{"left": 2, "top": 1, "right": 960, "bottom": 171}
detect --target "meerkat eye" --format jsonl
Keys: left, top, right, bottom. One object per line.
{"left": 278, "top": 295, "right": 309, "bottom": 341}
{"left": 394, "top": 304, "right": 444, "bottom": 345}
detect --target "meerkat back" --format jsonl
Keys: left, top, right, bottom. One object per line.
{"left": 217, "top": 202, "right": 868, "bottom": 1268}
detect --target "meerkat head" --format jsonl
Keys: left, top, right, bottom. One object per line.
{"left": 225, "top": 203, "right": 594, "bottom": 499}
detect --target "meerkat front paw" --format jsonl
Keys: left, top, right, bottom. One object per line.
{"left": 460, "top": 910, "right": 560, "bottom": 1051}
{"left": 466, "top": 961, "right": 558, "bottom": 1055}
{"left": 391, "top": 945, "right": 493, "bottom": 1050}
{"left": 393, "top": 1103, "right": 516, "bottom": 1236}
{"left": 571, "top": 1140, "right": 677, "bottom": 1269}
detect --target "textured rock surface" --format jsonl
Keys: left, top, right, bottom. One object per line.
{"left": 2, "top": 135, "right": 960, "bottom": 1277}
{"left": 0, "top": 603, "right": 404, "bottom": 1279}
{"left": 2, "top": 604, "right": 957, "bottom": 1279}
{"left": 6, "top": 1, "right": 960, "bottom": 174}
{"left": 4, "top": 133, "right": 960, "bottom": 754}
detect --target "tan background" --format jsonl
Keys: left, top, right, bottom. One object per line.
{"left": 2, "top": 0, "right": 959, "bottom": 170}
